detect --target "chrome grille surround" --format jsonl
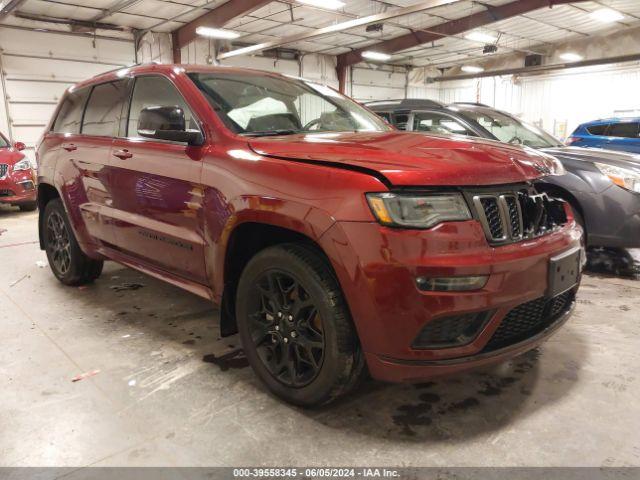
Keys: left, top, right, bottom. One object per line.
{"left": 466, "top": 184, "right": 567, "bottom": 246}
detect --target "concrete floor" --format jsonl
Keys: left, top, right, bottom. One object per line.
{"left": 1, "top": 205, "right": 640, "bottom": 468}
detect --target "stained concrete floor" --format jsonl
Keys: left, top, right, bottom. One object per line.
{"left": 1, "top": 205, "right": 640, "bottom": 468}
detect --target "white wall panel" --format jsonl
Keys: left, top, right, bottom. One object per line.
{"left": 436, "top": 61, "right": 640, "bottom": 140}
{"left": 0, "top": 26, "right": 135, "bottom": 163}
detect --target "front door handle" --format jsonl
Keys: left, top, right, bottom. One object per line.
{"left": 113, "top": 149, "right": 133, "bottom": 160}
{"left": 63, "top": 143, "right": 77, "bottom": 152}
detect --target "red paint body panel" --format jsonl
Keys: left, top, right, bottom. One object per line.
{"left": 36, "top": 64, "right": 583, "bottom": 384}
{"left": 0, "top": 144, "right": 37, "bottom": 206}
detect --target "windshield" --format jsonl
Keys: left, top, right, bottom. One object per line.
{"left": 188, "top": 72, "right": 391, "bottom": 136}
{"left": 458, "top": 108, "right": 562, "bottom": 148}
{"left": 0, "top": 134, "right": 9, "bottom": 148}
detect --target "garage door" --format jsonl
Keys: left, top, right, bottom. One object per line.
{"left": 0, "top": 26, "right": 135, "bottom": 164}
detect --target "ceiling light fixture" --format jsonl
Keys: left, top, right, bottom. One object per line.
{"left": 559, "top": 52, "right": 583, "bottom": 62}
{"left": 361, "top": 50, "right": 391, "bottom": 61}
{"left": 195, "top": 26, "right": 241, "bottom": 39}
{"left": 461, "top": 65, "right": 484, "bottom": 73}
{"left": 590, "top": 8, "right": 624, "bottom": 23}
{"left": 465, "top": 31, "right": 497, "bottom": 43}
{"left": 297, "top": 0, "right": 345, "bottom": 9}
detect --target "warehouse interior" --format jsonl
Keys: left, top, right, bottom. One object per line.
{"left": 1, "top": 0, "right": 639, "bottom": 473}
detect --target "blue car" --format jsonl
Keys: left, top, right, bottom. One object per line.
{"left": 568, "top": 118, "right": 640, "bottom": 154}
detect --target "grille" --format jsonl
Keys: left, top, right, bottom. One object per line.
{"left": 0, "top": 164, "right": 7, "bottom": 178}
{"left": 482, "top": 291, "right": 574, "bottom": 352}
{"left": 469, "top": 186, "right": 568, "bottom": 246}
{"left": 479, "top": 197, "right": 503, "bottom": 239}
{"left": 0, "top": 189, "right": 15, "bottom": 197}
{"left": 413, "top": 311, "right": 494, "bottom": 349}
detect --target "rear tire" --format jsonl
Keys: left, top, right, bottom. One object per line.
{"left": 43, "top": 198, "right": 103, "bottom": 285}
{"left": 18, "top": 201, "right": 37, "bottom": 212}
{"left": 236, "top": 244, "right": 365, "bottom": 406}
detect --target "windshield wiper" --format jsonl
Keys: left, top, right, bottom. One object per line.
{"left": 243, "top": 129, "right": 300, "bottom": 137}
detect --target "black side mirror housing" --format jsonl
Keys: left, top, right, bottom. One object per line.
{"left": 138, "top": 106, "right": 204, "bottom": 146}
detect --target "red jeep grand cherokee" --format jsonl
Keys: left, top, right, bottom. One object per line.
{"left": 0, "top": 133, "right": 37, "bottom": 211}
{"left": 36, "top": 64, "right": 583, "bottom": 405}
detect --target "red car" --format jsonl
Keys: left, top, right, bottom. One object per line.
{"left": 0, "top": 134, "right": 37, "bottom": 211}
{"left": 36, "top": 64, "right": 583, "bottom": 406}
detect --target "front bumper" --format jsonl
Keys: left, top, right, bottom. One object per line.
{"left": 577, "top": 184, "right": 640, "bottom": 249}
{"left": 322, "top": 217, "right": 583, "bottom": 383}
{"left": 0, "top": 169, "right": 37, "bottom": 205}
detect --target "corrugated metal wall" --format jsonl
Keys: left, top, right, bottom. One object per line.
{"left": 0, "top": 26, "right": 135, "bottom": 163}
{"left": 436, "top": 61, "right": 640, "bottom": 139}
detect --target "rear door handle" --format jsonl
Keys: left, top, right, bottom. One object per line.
{"left": 113, "top": 149, "right": 133, "bottom": 160}
{"left": 63, "top": 143, "right": 77, "bottom": 152}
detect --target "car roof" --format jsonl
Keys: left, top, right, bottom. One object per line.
{"left": 365, "top": 98, "right": 494, "bottom": 113}
{"left": 580, "top": 117, "right": 640, "bottom": 126}
{"left": 69, "top": 63, "right": 294, "bottom": 91}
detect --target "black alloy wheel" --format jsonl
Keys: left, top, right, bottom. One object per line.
{"left": 247, "top": 269, "right": 325, "bottom": 387}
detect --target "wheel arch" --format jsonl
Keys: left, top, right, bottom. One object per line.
{"left": 218, "top": 221, "right": 336, "bottom": 338}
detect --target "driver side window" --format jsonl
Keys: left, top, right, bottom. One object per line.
{"left": 413, "top": 112, "right": 475, "bottom": 136}
{"left": 127, "top": 76, "right": 198, "bottom": 138}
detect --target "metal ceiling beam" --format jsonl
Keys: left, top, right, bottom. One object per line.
{"left": 433, "top": 52, "right": 640, "bottom": 81}
{"left": 91, "top": 0, "right": 142, "bottom": 22}
{"left": 336, "top": 0, "right": 591, "bottom": 70}
{"left": 0, "top": 0, "right": 27, "bottom": 20}
{"left": 216, "top": 0, "right": 461, "bottom": 60}
{"left": 172, "top": 0, "right": 273, "bottom": 61}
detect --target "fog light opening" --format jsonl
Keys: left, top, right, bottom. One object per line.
{"left": 416, "top": 275, "right": 488, "bottom": 292}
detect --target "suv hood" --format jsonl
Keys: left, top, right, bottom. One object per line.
{"left": 541, "top": 146, "right": 640, "bottom": 171}
{"left": 248, "top": 131, "right": 553, "bottom": 186}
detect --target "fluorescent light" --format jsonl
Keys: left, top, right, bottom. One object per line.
{"left": 195, "top": 26, "right": 240, "bottom": 39}
{"left": 297, "top": 0, "right": 345, "bottom": 9}
{"left": 465, "top": 31, "right": 497, "bottom": 43}
{"left": 361, "top": 50, "right": 391, "bottom": 61}
{"left": 590, "top": 8, "right": 624, "bottom": 23}
{"left": 560, "top": 52, "right": 583, "bottom": 62}
{"left": 461, "top": 65, "right": 484, "bottom": 73}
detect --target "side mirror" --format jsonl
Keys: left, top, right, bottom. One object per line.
{"left": 137, "top": 106, "right": 204, "bottom": 146}
{"left": 14, "top": 141, "right": 26, "bottom": 151}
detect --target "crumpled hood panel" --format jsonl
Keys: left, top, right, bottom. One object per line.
{"left": 248, "top": 131, "right": 551, "bottom": 186}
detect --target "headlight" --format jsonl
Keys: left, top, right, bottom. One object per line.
{"left": 366, "top": 192, "right": 471, "bottom": 228}
{"left": 13, "top": 159, "right": 32, "bottom": 172}
{"left": 594, "top": 162, "right": 640, "bottom": 193}
{"left": 536, "top": 151, "right": 566, "bottom": 176}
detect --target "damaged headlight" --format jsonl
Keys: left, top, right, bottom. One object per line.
{"left": 13, "top": 159, "right": 32, "bottom": 172}
{"left": 366, "top": 192, "right": 471, "bottom": 228}
{"left": 595, "top": 162, "right": 640, "bottom": 193}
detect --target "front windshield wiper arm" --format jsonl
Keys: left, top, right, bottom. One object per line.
{"left": 242, "top": 129, "right": 300, "bottom": 137}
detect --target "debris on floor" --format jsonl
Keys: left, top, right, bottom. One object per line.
{"left": 9, "top": 273, "right": 29, "bottom": 287}
{"left": 202, "top": 350, "right": 249, "bottom": 371}
{"left": 109, "top": 282, "right": 145, "bottom": 292}
{"left": 35, "top": 260, "right": 47, "bottom": 268}
{"left": 586, "top": 247, "right": 640, "bottom": 279}
{"left": 71, "top": 369, "right": 101, "bottom": 382}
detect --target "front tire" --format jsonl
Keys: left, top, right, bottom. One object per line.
{"left": 236, "top": 244, "right": 365, "bottom": 406}
{"left": 43, "top": 198, "right": 103, "bottom": 285}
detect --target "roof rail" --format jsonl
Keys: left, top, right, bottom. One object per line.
{"left": 452, "top": 102, "right": 491, "bottom": 108}
{"left": 365, "top": 98, "right": 445, "bottom": 110}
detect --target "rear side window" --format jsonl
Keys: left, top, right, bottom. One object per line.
{"left": 586, "top": 124, "right": 608, "bottom": 136}
{"left": 375, "top": 112, "right": 391, "bottom": 122}
{"left": 127, "top": 76, "right": 198, "bottom": 138}
{"left": 82, "top": 80, "right": 129, "bottom": 137}
{"left": 606, "top": 122, "right": 640, "bottom": 138}
{"left": 52, "top": 87, "right": 91, "bottom": 134}
{"left": 393, "top": 114, "right": 409, "bottom": 130}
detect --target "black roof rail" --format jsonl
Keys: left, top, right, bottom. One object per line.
{"left": 452, "top": 102, "right": 491, "bottom": 108}
{"left": 365, "top": 98, "right": 445, "bottom": 110}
